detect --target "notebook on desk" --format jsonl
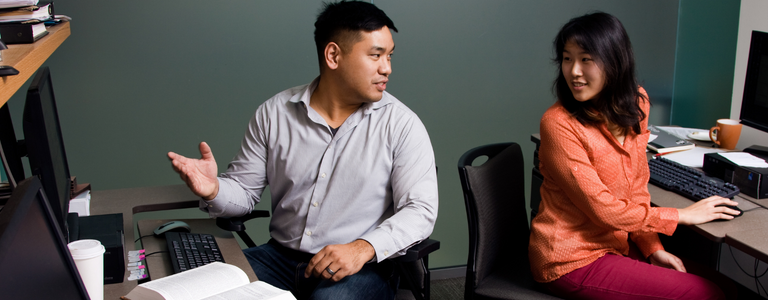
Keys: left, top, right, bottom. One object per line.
{"left": 648, "top": 125, "right": 695, "bottom": 153}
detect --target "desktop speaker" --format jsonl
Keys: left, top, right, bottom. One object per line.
{"left": 703, "top": 153, "right": 768, "bottom": 199}
{"left": 77, "top": 213, "right": 125, "bottom": 284}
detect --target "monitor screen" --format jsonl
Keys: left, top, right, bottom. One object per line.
{"left": 1, "top": 103, "right": 26, "bottom": 190}
{"left": 0, "top": 177, "right": 90, "bottom": 300}
{"left": 22, "top": 67, "right": 72, "bottom": 239}
{"left": 740, "top": 30, "right": 768, "bottom": 133}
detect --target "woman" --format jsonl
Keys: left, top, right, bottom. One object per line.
{"left": 528, "top": 12, "right": 740, "bottom": 300}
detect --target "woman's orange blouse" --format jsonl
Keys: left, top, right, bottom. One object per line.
{"left": 529, "top": 88, "right": 679, "bottom": 283}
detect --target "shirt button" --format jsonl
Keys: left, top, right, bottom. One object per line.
{"left": 306, "top": 231, "right": 312, "bottom": 236}
{"left": 321, "top": 173, "right": 326, "bottom": 178}
{"left": 313, "top": 202, "right": 318, "bottom": 207}
{"left": 384, "top": 251, "right": 389, "bottom": 256}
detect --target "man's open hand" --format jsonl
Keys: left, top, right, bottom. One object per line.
{"left": 167, "top": 142, "right": 219, "bottom": 200}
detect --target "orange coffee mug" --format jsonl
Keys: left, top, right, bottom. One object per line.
{"left": 709, "top": 119, "right": 742, "bottom": 150}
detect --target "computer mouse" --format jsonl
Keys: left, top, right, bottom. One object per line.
{"left": 153, "top": 221, "right": 191, "bottom": 236}
{"left": 0, "top": 66, "right": 19, "bottom": 76}
{"left": 712, "top": 204, "right": 743, "bottom": 220}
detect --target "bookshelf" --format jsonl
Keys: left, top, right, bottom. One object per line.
{"left": 0, "top": 21, "right": 70, "bottom": 107}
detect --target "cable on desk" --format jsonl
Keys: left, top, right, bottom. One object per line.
{"left": 144, "top": 250, "right": 168, "bottom": 258}
{"left": 135, "top": 234, "right": 155, "bottom": 243}
{"left": 728, "top": 244, "right": 768, "bottom": 296}
{"left": 733, "top": 194, "right": 763, "bottom": 212}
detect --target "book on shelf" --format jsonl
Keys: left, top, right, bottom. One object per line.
{"left": 121, "top": 262, "right": 296, "bottom": 300}
{"left": 647, "top": 125, "right": 695, "bottom": 153}
{"left": 0, "top": 0, "right": 38, "bottom": 10}
{"left": 0, "top": 1, "right": 52, "bottom": 23}
{"left": 0, "top": 21, "right": 46, "bottom": 43}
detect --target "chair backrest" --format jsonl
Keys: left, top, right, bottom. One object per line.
{"left": 458, "top": 142, "right": 534, "bottom": 298}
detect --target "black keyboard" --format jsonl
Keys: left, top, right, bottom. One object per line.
{"left": 648, "top": 157, "right": 742, "bottom": 216}
{"left": 165, "top": 232, "right": 225, "bottom": 273}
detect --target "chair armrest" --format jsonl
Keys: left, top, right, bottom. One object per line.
{"left": 132, "top": 200, "right": 200, "bottom": 214}
{"left": 392, "top": 239, "right": 440, "bottom": 262}
{"left": 215, "top": 210, "right": 270, "bottom": 232}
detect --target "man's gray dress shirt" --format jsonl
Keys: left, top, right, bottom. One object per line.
{"left": 201, "top": 78, "right": 438, "bottom": 262}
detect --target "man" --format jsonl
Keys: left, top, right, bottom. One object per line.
{"left": 167, "top": 1, "right": 438, "bottom": 299}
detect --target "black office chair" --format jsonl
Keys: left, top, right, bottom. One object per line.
{"left": 458, "top": 142, "right": 561, "bottom": 300}
{"left": 216, "top": 208, "right": 440, "bottom": 300}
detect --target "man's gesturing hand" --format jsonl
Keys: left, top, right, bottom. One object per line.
{"left": 304, "top": 239, "right": 376, "bottom": 282}
{"left": 167, "top": 142, "right": 219, "bottom": 200}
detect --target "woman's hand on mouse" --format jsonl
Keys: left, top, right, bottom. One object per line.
{"left": 677, "top": 196, "right": 740, "bottom": 225}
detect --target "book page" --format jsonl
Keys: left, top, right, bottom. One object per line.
{"left": 139, "top": 262, "right": 250, "bottom": 300}
{"left": 202, "top": 281, "right": 296, "bottom": 300}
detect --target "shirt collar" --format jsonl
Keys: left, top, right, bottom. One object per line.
{"left": 289, "top": 76, "right": 393, "bottom": 115}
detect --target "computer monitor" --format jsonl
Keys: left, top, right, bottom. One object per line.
{"left": 0, "top": 177, "right": 90, "bottom": 300}
{"left": 0, "top": 104, "right": 26, "bottom": 189}
{"left": 23, "top": 67, "right": 72, "bottom": 238}
{"left": 740, "top": 30, "right": 768, "bottom": 134}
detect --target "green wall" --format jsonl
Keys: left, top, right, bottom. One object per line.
{"left": 5, "top": 0, "right": 680, "bottom": 268}
{"left": 671, "top": 0, "right": 741, "bottom": 128}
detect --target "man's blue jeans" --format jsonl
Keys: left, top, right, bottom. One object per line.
{"left": 243, "top": 240, "right": 399, "bottom": 300}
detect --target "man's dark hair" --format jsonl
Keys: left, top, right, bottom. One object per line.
{"left": 314, "top": 1, "right": 397, "bottom": 68}
{"left": 553, "top": 12, "right": 648, "bottom": 135}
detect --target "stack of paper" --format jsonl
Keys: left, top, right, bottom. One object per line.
{"left": 718, "top": 152, "right": 768, "bottom": 168}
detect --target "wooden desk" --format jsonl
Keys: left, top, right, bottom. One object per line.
{"left": 725, "top": 229, "right": 768, "bottom": 263}
{"left": 0, "top": 21, "right": 70, "bottom": 107}
{"left": 93, "top": 185, "right": 259, "bottom": 299}
{"left": 90, "top": 184, "right": 201, "bottom": 299}
{"left": 648, "top": 184, "right": 768, "bottom": 243}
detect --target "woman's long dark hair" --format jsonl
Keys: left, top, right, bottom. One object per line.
{"left": 553, "top": 12, "right": 648, "bottom": 135}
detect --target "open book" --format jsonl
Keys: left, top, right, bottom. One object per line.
{"left": 122, "top": 262, "right": 295, "bottom": 300}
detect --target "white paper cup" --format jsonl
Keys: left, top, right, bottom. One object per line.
{"left": 68, "top": 239, "right": 105, "bottom": 300}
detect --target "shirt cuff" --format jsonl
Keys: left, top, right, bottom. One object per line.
{"left": 359, "top": 229, "right": 400, "bottom": 263}
{"left": 632, "top": 232, "right": 665, "bottom": 258}
{"left": 656, "top": 207, "right": 679, "bottom": 236}
{"left": 198, "top": 178, "right": 230, "bottom": 217}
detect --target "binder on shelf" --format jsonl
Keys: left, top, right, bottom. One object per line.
{"left": 0, "top": 21, "right": 47, "bottom": 44}
{"left": 647, "top": 125, "right": 695, "bottom": 153}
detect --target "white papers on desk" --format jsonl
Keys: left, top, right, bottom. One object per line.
{"left": 661, "top": 147, "right": 725, "bottom": 168}
{"left": 718, "top": 152, "right": 768, "bottom": 168}
{"left": 68, "top": 190, "right": 91, "bottom": 216}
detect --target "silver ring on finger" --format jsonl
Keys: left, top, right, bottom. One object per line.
{"left": 325, "top": 266, "right": 336, "bottom": 276}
